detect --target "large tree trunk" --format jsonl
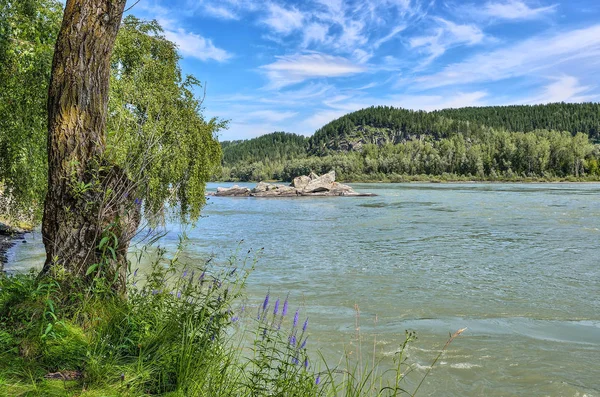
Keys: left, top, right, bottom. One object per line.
{"left": 41, "top": 0, "right": 138, "bottom": 292}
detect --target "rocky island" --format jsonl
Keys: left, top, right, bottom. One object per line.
{"left": 211, "top": 171, "right": 376, "bottom": 197}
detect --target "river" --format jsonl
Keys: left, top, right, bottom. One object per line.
{"left": 7, "top": 183, "right": 600, "bottom": 396}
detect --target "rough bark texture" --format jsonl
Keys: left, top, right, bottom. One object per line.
{"left": 41, "top": 0, "right": 137, "bottom": 292}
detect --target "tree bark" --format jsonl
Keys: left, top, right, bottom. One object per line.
{"left": 41, "top": 0, "right": 137, "bottom": 292}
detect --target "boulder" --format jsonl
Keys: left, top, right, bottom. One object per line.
{"left": 253, "top": 185, "right": 298, "bottom": 197}
{"left": 291, "top": 175, "right": 311, "bottom": 189}
{"left": 215, "top": 185, "right": 251, "bottom": 197}
{"left": 212, "top": 171, "right": 375, "bottom": 198}
{"left": 303, "top": 170, "right": 336, "bottom": 193}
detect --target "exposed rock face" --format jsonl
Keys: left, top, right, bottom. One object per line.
{"left": 304, "top": 170, "right": 336, "bottom": 193}
{"left": 216, "top": 185, "right": 251, "bottom": 196}
{"left": 212, "top": 171, "right": 375, "bottom": 197}
{"left": 291, "top": 175, "right": 311, "bottom": 190}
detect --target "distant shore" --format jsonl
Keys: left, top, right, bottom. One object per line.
{"left": 213, "top": 176, "right": 600, "bottom": 184}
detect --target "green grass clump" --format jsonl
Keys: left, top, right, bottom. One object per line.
{"left": 0, "top": 240, "right": 458, "bottom": 396}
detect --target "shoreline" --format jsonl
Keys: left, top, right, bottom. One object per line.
{"left": 212, "top": 178, "right": 600, "bottom": 185}
{"left": 0, "top": 223, "right": 28, "bottom": 270}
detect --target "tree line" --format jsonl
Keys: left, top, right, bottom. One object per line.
{"left": 219, "top": 105, "right": 600, "bottom": 182}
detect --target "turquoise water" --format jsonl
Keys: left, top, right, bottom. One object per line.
{"left": 8, "top": 183, "right": 600, "bottom": 396}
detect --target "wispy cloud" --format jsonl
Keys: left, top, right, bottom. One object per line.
{"left": 416, "top": 24, "right": 600, "bottom": 88}
{"left": 302, "top": 90, "right": 489, "bottom": 133}
{"left": 261, "top": 3, "right": 304, "bottom": 35}
{"left": 261, "top": 53, "right": 368, "bottom": 89}
{"left": 244, "top": 110, "right": 298, "bottom": 123}
{"left": 523, "top": 75, "right": 596, "bottom": 104}
{"left": 478, "top": 0, "right": 557, "bottom": 21}
{"left": 163, "top": 28, "right": 232, "bottom": 62}
{"left": 410, "top": 18, "right": 485, "bottom": 64}
{"left": 204, "top": 4, "right": 239, "bottom": 20}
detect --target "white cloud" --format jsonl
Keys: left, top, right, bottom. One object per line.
{"left": 244, "top": 110, "right": 298, "bottom": 123}
{"left": 410, "top": 18, "right": 485, "bottom": 63}
{"left": 302, "top": 23, "right": 330, "bottom": 47}
{"left": 304, "top": 110, "right": 349, "bottom": 131}
{"left": 479, "top": 0, "right": 557, "bottom": 20}
{"left": 204, "top": 4, "right": 239, "bottom": 20}
{"left": 262, "top": 3, "right": 304, "bottom": 35}
{"left": 373, "top": 25, "right": 407, "bottom": 48}
{"left": 163, "top": 29, "right": 232, "bottom": 62}
{"left": 523, "top": 75, "right": 596, "bottom": 104}
{"left": 261, "top": 53, "right": 368, "bottom": 89}
{"left": 416, "top": 24, "right": 600, "bottom": 88}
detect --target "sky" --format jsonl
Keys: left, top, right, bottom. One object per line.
{"left": 124, "top": 0, "right": 600, "bottom": 141}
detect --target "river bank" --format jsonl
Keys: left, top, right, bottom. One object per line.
{"left": 214, "top": 173, "right": 600, "bottom": 184}
{"left": 0, "top": 222, "right": 28, "bottom": 270}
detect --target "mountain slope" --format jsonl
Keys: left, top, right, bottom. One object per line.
{"left": 308, "top": 103, "right": 600, "bottom": 154}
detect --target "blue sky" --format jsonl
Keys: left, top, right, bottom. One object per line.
{"left": 126, "top": 0, "right": 600, "bottom": 141}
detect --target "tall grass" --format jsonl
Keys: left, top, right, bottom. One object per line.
{"left": 0, "top": 240, "right": 463, "bottom": 396}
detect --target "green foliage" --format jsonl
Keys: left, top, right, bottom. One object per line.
{"left": 222, "top": 132, "right": 308, "bottom": 165}
{"left": 0, "top": 6, "right": 223, "bottom": 224}
{"left": 434, "top": 103, "right": 600, "bottom": 142}
{"left": 222, "top": 129, "right": 599, "bottom": 182}
{"left": 108, "top": 16, "right": 224, "bottom": 223}
{"left": 218, "top": 104, "right": 600, "bottom": 182}
{"left": 309, "top": 104, "right": 600, "bottom": 153}
{"left": 219, "top": 132, "right": 308, "bottom": 182}
{"left": 0, "top": 0, "right": 63, "bottom": 220}
{"left": 0, "top": 242, "right": 446, "bottom": 396}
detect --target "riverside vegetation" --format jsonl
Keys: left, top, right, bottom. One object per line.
{"left": 217, "top": 105, "right": 600, "bottom": 183}
{"left": 0, "top": 239, "right": 459, "bottom": 396}
{"left": 0, "top": 0, "right": 464, "bottom": 396}
{"left": 1, "top": 1, "right": 593, "bottom": 395}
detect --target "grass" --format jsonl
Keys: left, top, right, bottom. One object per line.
{"left": 0, "top": 239, "right": 463, "bottom": 396}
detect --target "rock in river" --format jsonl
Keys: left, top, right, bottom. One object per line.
{"left": 211, "top": 171, "right": 376, "bottom": 198}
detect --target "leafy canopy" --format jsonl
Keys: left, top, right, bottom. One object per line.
{"left": 0, "top": 3, "right": 224, "bottom": 224}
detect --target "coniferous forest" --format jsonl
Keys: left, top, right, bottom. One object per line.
{"left": 218, "top": 104, "right": 600, "bottom": 182}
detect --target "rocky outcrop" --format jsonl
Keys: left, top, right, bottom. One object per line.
{"left": 215, "top": 185, "right": 251, "bottom": 196}
{"left": 211, "top": 171, "right": 376, "bottom": 198}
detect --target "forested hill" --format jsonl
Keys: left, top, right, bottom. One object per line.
{"left": 218, "top": 103, "right": 600, "bottom": 182}
{"left": 221, "top": 131, "right": 308, "bottom": 165}
{"left": 309, "top": 103, "right": 600, "bottom": 153}
{"left": 435, "top": 103, "right": 600, "bottom": 140}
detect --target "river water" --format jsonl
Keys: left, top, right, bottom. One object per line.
{"left": 7, "top": 183, "right": 600, "bottom": 396}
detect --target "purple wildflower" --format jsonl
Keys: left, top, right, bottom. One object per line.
{"left": 273, "top": 298, "right": 280, "bottom": 315}
{"left": 182, "top": 270, "right": 188, "bottom": 278}
{"left": 282, "top": 298, "right": 289, "bottom": 316}
{"left": 289, "top": 335, "right": 297, "bottom": 346}
{"left": 303, "top": 317, "right": 309, "bottom": 332}
{"left": 177, "top": 290, "right": 182, "bottom": 299}
{"left": 262, "top": 293, "right": 270, "bottom": 311}
{"left": 300, "top": 338, "right": 307, "bottom": 349}
{"left": 133, "top": 268, "right": 138, "bottom": 277}
{"left": 292, "top": 357, "right": 299, "bottom": 365}
{"left": 316, "top": 375, "right": 321, "bottom": 385}
{"left": 134, "top": 198, "right": 142, "bottom": 206}
{"left": 293, "top": 309, "right": 299, "bottom": 328}
{"left": 151, "top": 289, "right": 159, "bottom": 295}
{"left": 232, "top": 316, "right": 239, "bottom": 323}
{"left": 304, "top": 358, "right": 309, "bottom": 369}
